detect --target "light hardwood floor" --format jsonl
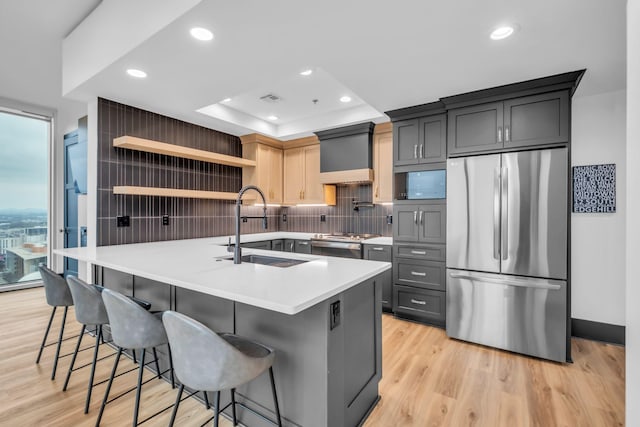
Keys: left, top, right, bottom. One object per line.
{"left": 0, "top": 288, "right": 625, "bottom": 427}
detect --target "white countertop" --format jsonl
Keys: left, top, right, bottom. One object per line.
{"left": 54, "top": 235, "right": 390, "bottom": 315}
{"left": 362, "top": 237, "right": 393, "bottom": 245}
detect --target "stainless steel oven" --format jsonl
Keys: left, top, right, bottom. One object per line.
{"left": 310, "top": 233, "right": 380, "bottom": 259}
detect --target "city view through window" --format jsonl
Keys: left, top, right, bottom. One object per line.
{"left": 0, "top": 110, "right": 49, "bottom": 287}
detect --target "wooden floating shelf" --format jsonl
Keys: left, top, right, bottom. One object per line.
{"left": 113, "top": 186, "right": 255, "bottom": 201}
{"left": 113, "top": 136, "right": 256, "bottom": 168}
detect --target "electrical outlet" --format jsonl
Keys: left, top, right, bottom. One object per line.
{"left": 117, "top": 215, "right": 130, "bottom": 227}
{"left": 282, "top": 214, "right": 287, "bottom": 222}
{"left": 330, "top": 300, "right": 341, "bottom": 330}
{"left": 386, "top": 214, "right": 393, "bottom": 225}
{"left": 242, "top": 217, "right": 248, "bottom": 223}
{"left": 320, "top": 214, "right": 326, "bottom": 222}
{"left": 162, "top": 215, "right": 170, "bottom": 226}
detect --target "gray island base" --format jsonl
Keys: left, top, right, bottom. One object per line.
{"left": 96, "top": 266, "right": 383, "bottom": 427}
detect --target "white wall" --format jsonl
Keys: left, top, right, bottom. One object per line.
{"left": 571, "top": 90, "right": 626, "bottom": 325}
{"left": 626, "top": 0, "right": 639, "bottom": 424}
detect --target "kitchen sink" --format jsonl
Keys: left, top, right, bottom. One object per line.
{"left": 216, "top": 254, "right": 308, "bottom": 268}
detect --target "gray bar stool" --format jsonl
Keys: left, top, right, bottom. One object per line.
{"left": 162, "top": 311, "right": 282, "bottom": 427}
{"left": 36, "top": 264, "right": 74, "bottom": 380}
{"left": 63, "top": 276, "right": 111, "bottom": 414}
{"left": 97, "top": 288, "right": 174, "bottom": 427}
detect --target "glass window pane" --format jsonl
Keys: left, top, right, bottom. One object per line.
{"left": 0, "top": 110, "right": 49, "bottom": 286}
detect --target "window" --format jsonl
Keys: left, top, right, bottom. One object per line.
{"left": 0, "top": 108, "right": 51, "bottom": 288}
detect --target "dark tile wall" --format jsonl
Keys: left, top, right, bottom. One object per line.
{"left": 96, "top": 98, "right": 279, "bottom": 245}
{"left": 281, "top": 184, "right": 393, "bottom": 236}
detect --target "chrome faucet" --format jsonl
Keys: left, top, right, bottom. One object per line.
{"left": 232, "top": 185, "right": 268, "bottom": 264}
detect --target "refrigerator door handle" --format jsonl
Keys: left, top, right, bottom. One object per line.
{"left": 501, "top": 166, "right": 509, "bottom": 260}
{"left": 493, "top": 167, "right": 501, "bottom": 260}
{"left": 448, "top": 272, "right": 561, "bottom": 290}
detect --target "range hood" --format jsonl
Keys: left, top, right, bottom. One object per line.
{"left": 315, "top": 122, "right": 375, "bottom": 184}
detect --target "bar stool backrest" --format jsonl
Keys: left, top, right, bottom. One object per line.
{"left": 101, "top": 288, "right": 167, "bottom": 350}
{"left": 38, "top": 265, "right": 73, "bottom": 307}
{"left": 162, "top": 311, "right": 272, "bottom": 391}
{"left": 66, "top": 276, "right": 109, "bottom": 326}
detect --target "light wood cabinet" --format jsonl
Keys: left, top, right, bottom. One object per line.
{"left": 242, "top": 142, "right": 283, "bottom": 204}
{"left": 373, "top": 125, "right": 393, "bottom": 203}
{"left": 284, "top": 144, "right": 336, "bottom": 205}
{"left": 283, "top": 147, "right": 305, "bottom": 204}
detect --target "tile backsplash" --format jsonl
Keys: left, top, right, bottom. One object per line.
{"left": 97, "top": 98, "right": 392, "bottom": 246}
{"left": 281, "top": 184, "right": 393, "bottom": 236}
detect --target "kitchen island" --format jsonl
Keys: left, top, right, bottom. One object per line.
{"left": 55, "top": 236, "right": 390, "bottom": 427}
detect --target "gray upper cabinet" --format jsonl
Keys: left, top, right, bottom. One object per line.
{"left": 448, "top": 102, "right": 504, "bottom": 155}
{"left": 393, "top": 114, "right": 446, "bottom": 166}
{"left": 503, "top": 92, "right": 569, "bottom": 149}
{"left": 393, "top": 119, "right": 420, "bottom": 166}
{"left": 393, "top": 203, "right": 445, "bottom": 244}
{"left": 448, "top": 91, "right": 569, "bottom": 156}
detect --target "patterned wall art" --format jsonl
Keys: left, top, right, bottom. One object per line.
{"left": 572, "top": 164, "right": 616, "bottom": 213}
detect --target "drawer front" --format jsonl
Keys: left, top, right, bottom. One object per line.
{"left": 395, "top": 243, "right": 445, "bottom": 261}
{"left": 364, "top": 245, "right": 392, "bottom": 262}
{"left": 395, "top": 259, "right": 445, "bottom": 291}
{"left": 294, "top": 240, "right": 312, "bottom": 254}
{"left": 394, "top": 286, "right": 445, "bottom": 323}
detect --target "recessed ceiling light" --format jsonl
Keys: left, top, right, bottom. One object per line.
{"left": 126, "top": 69, "right": 147, "bottom": 78}
{"left": 267, "top": 115, "right": 279, "bottom": 121}
{"left": 221, "top": 97, "right": 231, "bottom": 103}
{"left": 490, "top": 26, "right": 515, "bottom": 40}
{"left": 190, "top": 27, "right": 214, "bottom": 41}
{"left": 340, "top": 96, "right": 352, "bottom": 103}
{"left": 300, "top": 69, "right": 313, "bottom": 76}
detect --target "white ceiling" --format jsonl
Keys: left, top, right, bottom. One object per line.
{"left": 0, "top": 0, "right": 101, "bottom": 115}
{"left": 3, "top": 0, "right": 627, "bottom": 141}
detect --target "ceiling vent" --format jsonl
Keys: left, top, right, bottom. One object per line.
{"left": 259, "top": 93, "right": 282, "bottom": 103}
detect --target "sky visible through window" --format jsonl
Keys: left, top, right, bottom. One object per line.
{"left": 0, "top": 110, "right": 49, "bottom": 285}
{"left": 0, "top": 111, "right": 48, "bottom": 210}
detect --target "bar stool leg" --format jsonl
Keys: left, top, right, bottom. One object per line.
{"left": 96, "top": 347, "right": 123, "bottom": 427}
{"left": 167, "top": 344, "right": 175, "bottom": 389}
{"left": 203, "top": 391, "right": 210, "bottom": 409}
{"left": 269, "top": 367, "right": 282, "bottom": 427}
{"left": 133, "top": 348, "right": 146, "bottom": 427}
{"left": 230, "top": 388, "right": 237, "bottom": 426}
{"left": 63, "top": 324, "right": 86, "bottom": 391}
{"left": 214, "top": 391, "right": 221, "bottom": 427}
{"left": 51, "top": 306, "right": 69, "bottom": 380}
{"left": 168, "top": 383, "right": 184, "bottom": 427}
{"left": 85, "top": 326, "right": 102, "bottom": 413}
{"left": 36, "top": 307, "right": 56, "bottom": 363}
{"left": 152, "top": 347, "right": 161, "bottom": 379}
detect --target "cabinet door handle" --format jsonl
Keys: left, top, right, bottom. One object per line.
{"left": 290, "top": 242, "right": 294, "bottom": 251}
{"left": 413, "top": 211, "right": 418, "bottom": 224}
{"left": 410, "top": 298, "right": 427, "bottom": 305}
{"left": 298, "top": 241, "right": 309, "bottom": 246}
{"left": 419, "top": 210, "right": 424, "bottom": 225}
{"left": 410, "top": 271, "right": 427, "bottom": 277}
{"left": 419, "top": 144, "right": 424, "bottom": 159}
{"left": 372, "top": 247, "right": 384, "bottom": 251}
{"left": 498, "top": 127, "right": 503, "bottom": 143}
{"left": 375, "top": 186, "right": 379, "bottom": 198}
{"left": 505, "top": 126, "right": 510, "bottom": 142}
{"left": 410, "top": 250, "right": 426, "bottom": 255}
{"left": 413, "top": 144, "right": 418, "bottom": 159}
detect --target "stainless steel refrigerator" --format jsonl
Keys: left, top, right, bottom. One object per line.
{"left": 446, "top": 147, "right": 569, "bottom": 362}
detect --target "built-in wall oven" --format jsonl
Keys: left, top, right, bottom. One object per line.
{"left": 310, "top": 233, "right": 380, "bottom": 259}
